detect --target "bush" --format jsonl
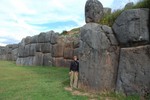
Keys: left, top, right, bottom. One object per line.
{"left": 60, "top": 30, "right": 68, "bottom": 35}
{"left": 100, "top": 9, "right": 123, "bottom": 26}
{"left": 99, "top": 0, "right": 150, "bottom": 26}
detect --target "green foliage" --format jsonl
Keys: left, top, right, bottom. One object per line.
{"left": 60, "top": 27, "right": 80, "bottom": 36}
{"left": 132, "top": 0, "right": 150, "bottom": 9}
{"left": 70, "top": 27, "right": 80, "bottom": 32}
{"left": 98, "top": 92, "right": 140, "bottom": 100}
{"left": 100, "top": 0, "right": 150, "bottom": 26}
{"left": 60, "top": 30, "right": 68, "bottom": 35}
{"left": 0, "top": 61, "right": 87, "bottom": 100}
{"left": 100, "top": 9, "right": 123, "bottom": 26}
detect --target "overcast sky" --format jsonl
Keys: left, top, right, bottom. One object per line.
{"left": 0, "top": 0, "right": 139, "bottom": 46}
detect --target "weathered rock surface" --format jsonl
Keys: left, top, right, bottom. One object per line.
{"left": 43, "top": 53, "right": 52, "bottom": 66}
{"left": 0, "top": 44, "right": 18, "bottom": 61}
{"left": 113, "top": 8, "right": 150, "bottom": 46}
{"left": 13, "top": 30, "right": 79, "bottom": 67}
{"left": 85, "top": 0, "right": 104, "bottom": 23}
{"left": 78, "top": 23, "right": 119, "bottom": 92}
{"left": 116, "top": 45, "right": 150, "bottom": 95}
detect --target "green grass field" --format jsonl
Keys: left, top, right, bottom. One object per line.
{"left": 0, "top": 61, "right": 142, "bottom": 100}
{"left": 0, "top": 61, "right": 87, "bottom": 100}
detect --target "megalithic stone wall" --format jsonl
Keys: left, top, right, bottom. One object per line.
{"left": 112, "top": 8, "right": 150, "bottom": 95}
{"left": 0, "top": 44, "right": 18, "bottom": 61}
{"left": 78, "top": 0, "right": 150, "bottom": 96}
{"left": 0, "top": 0, "right": 149, "bottom": 96}
{"left": 16, "top": 31, "right": 80, "bottom": 67}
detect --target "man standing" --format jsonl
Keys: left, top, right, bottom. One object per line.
{"left": 69, "top": 56, "right": 79, "bottom": 88}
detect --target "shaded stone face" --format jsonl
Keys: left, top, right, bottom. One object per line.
{"left": 78, "top": 23, "right": 119, "bottom": 92}
{"left": 113, "top": 8, "right": 150, "bottom": 46}
{"left": 85, "top": 0, "right": 104, "bottom": 23}
{"left": 116, "top": 45, "right": 150, "bottom": 95}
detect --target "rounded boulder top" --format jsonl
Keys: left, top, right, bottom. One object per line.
{"left": 85, "top": 0, "right": 104, "bottom": 23}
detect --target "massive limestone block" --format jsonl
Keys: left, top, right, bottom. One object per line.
{"left": 43, "top": 53, "right": 52, "bottom": 66}
{"left": 79, "top": 23, "right": 119, "bottom": 92}
{"left": 65, "top": 42, "right": 73, "bottom": 48}
{"left": 18, "top": 45, "right": 26, "bottom": 57}
{"left": 52, "top": 57, "right": 72, "bottom": 67}
{"left": 24, "top": 45, "right": 30, "bottom": 57}
{"left": 29, "top": 44, "right": 36, "bottom": 56}
{"left": 52, "top": 44, "right": 64, "bottom": 57}
{"left": 85, "top": 0, "right": 104, "bottom": 23}
{"left": 38, "top": 31, "right": 56, "bottom": 43}
{"left": 113, "top": 8, "right": 150, "bottom": 46}
{"left": 24, "top": 36, "right": 32, "bottom": 45}
{"left": 33, "top": 52, "right": 43, "bottom": 66}
{"left": 38, "top": 32, "right": 48, "bottom": 43}
{"left": 52, "top": 57, "right": 65, "bottom": 67}
{"left": 12, "top": 48, "right": 18, "bottom": 61}
{"left": 50, "top": 32, "right": 59, "bottom": 44}
{"left": 36, "top": 43, "right": 52, "bottom": 53}
{"left": 73, "top": 40, "right": 80, "bottom": 48}
{"left": 16, "top": 57, "right": 34, "bottom": 66}
{"left": 64, "top": 59, "right": 73, "bottom": 68}
{"left": 63, "top": 48, "right": 73, "bottom": 59}
{"left": 30, "top": 35, "right": 38, "bottom": 43}
{"left": 73, "top": 48, "right": 80, "bottom": 58}
{"left": 116, "top": 45, "right": 150, "bottom": 95}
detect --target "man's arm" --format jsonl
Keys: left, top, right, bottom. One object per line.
{"left": 70, "top": 62, "right": 72, "bottom": 72}
{"left": 77, "top": 61, "right": 79, "bottom": 72}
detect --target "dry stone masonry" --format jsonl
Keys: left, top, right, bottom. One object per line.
{"left": 78, "top": 0, "right": 150, "bottom": 96}
{"left": 16, "top": 31, "right": 79, "bottom": 67}
{"left": 0, "top": 44, "right": 18, "bottom": 61}
{"left": 0, "top": 31, "right": 79, "bottom": 67}
{"left": 0, "top": 0, "right": 149, "bottom": 96}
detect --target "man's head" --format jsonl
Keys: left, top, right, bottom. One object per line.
{"left": 73, "top": 56, "right": 77, "bottom": 61}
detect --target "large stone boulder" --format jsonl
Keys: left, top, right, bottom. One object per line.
{"left": 52, "top": 57, "right": 65, "bottom": 67}
{"left": 12, "top": 48, "right": 18, "bottom": 61}
{"left": 30, "top": 35, "right": 38, "bottom": 43}
{"left": 79, "top": 23, "right": 119, "bottom": 92}
{"left": 24, "top": 36, "right": 32, "bottom": 45}
{"left": 43, "top": 53, "right": 52, "bottom": 66}
{"left": 52, "top": 44, "right": 64, "bottom": 57}
{"left": 63, "top": 48, "right": 73, "bottom": 59}
{"left": 33, "top": 52, "right": 43, "bottom": 66}
{"left": 116, "top": 45, "right": 150, "bottom": 95}
{"left": 50, "top": 32, "right": 59, "bottom": 44}
{"left": 113, "top": 8, "right": 150, "bottom": 46}
{"left": 29, "top": 44, "right": 36, "bottom": 56}
{"left": 36, "top": 43, "right": 52, "bottom": 53}
{"left": 18, "top": 45, "right": 25, "bottom": 57}
{"left": 85, "top": 0, "right": 104, "bottom": 23}
{"left": 16, "top": 57, "right": 34, "bottom": 66}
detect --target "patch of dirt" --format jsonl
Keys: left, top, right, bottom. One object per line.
{"left": 64, "top": 87, "right": 119, "bottom": 100}
{"left": 64, "top": 87, "right": 98, "bottom": 100}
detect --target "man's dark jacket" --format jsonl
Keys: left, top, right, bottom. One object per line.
{"left": 70, "top": 60, "right": 79, "bottom": 72}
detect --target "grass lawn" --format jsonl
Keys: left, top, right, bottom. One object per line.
{"left": 0, "top": 61, "right": 142, "bottom": 100}
{"left": 0, "top": 61, "right": 87, "bottom": 100}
